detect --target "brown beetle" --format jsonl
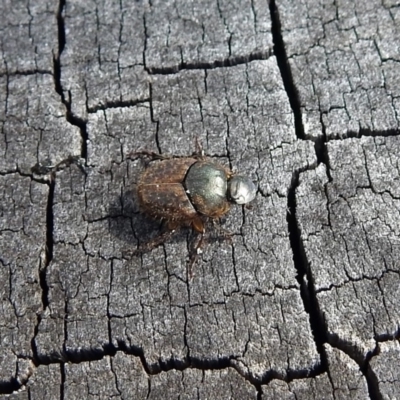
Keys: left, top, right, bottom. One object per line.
{"left": 132, "top": 149, "right": 256, "bottom": 274}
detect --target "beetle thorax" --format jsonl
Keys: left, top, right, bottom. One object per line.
{"left": 184, "top": 161, "right": 230, "bottom": 217}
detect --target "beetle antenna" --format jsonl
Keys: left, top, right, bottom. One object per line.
{"left": 127, "top": 229, "right": 178, "bottom": 257}
{"left": 212, "top": 219, "right": 233, "bottom": 243}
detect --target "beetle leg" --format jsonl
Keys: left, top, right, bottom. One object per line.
{"left": 192, "top": 217, "right": 205, "bottom": 233}
{"left": 126, "top": 150, "right": 169, "bottom": 161}
{"left": 127, "top": 228, "right": 179, "bottom": 257}
{"left": 187, "top": 216, "right": 206, "bottom": 278}
{"left": 188, "top": 229, "right": 206, "bottom": 279}
{"left": 212, "top": 219, "right": 233, "bottom": 244}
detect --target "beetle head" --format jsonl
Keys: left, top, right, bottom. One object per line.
{"left": 228, "top": 175, "right": 257, "bottom": 205}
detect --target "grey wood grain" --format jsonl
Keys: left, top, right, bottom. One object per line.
{"left": 277, "top": 0, "right": 400, "bottom": 139}
{"left": 370, "top": 341, "right": 400, "bottom": 399}
{"left": 297, "top": 137, "right": 400, "bottom": 398}
{"left": 262, "top": 345, "right": 369, "bottom": 399}
{"left": 0, "top": 0, "right": 399, "bottom": 398}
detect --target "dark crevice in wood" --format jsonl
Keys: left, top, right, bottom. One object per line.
{"left": 106, "top": 261, "right": 114, "bottom": 347}
{"left": 315, "top": 126, "right": 332, "bottom": 183}
{"left": 62, "top": 299, "right": 69, "bottom": 363}
{"left": 54, "top": 0, "right": 88, "bottom": 161}
{"left": 87, "top": 98, "right": 151, "bottom": 114}
{"left": 34, "top": 351, "right": 63, "bottom": 365}
{"left": 314, "top": 136, "right": 327, "bottom": 165}
{"left": 374, "top": 327, "right": 400, "bottom": 342}
{"left": 56, "top": 0, "right": 66, "bottom": 56}
{"left": 287, "top": 160, "right": 384, "bottom": 400}
{"left": 38, "top": 267, "right": 50, "bottom": 311}
{"left": 42, "top": 179, "right": 54, "bottom": 308}
{"left": 0, "top": 343, "right": 333, "bottom": 394}
{"left": 319, "top": 114, "right": 333, "bottom": 184}
{"left": 29, "top": 180, "right": 54, "bottom": 366}
{"left": 53, "top": 0, "right": 65, "bottom": 100}
{"left": 149, "top": 83, "right": 162, "bottom": 154}
{"left": 0, "top": 70, "right": 52, "bottom": 78}
{"left": 31, "top": 297, "right": 47, "bottom": 365}
{"left": 60, "top": 343, "right": 117, "bottom": 364}
{"left": 114, "top": 342, "right": 243, "bottom": 381}
{"left": 327, "top": 334, "right": 383, "bottom": 400}
{"left": 363, "top": 356, "right": 384, "bottom": 400}
{"left": 233, "top": 360, "right": 325, "bottom": 386}
{"left": 186, "top": 356, "right": 231, "bottom": 372}
{"left": 331, "top": 128, "right": 400, "bottom": 140}
{"left": 269, "top": 0, "right": 305, "bottom": 140}
{"left": 316, "top": 111, "right": 328, "bottom": 166}
{"left": 67, "top": 109, "right": 88, "bottom": 161}
{"left": 142, "top": 10, "right": 148, "bottom": 70}
{"left": 286, "top": 171, "right": 328, "bottom": 374}
{"left": 116, "top": 340, "right": 153, "bottom": 375}
{"left": 34, "top": 343, "right": 117, "bottom": 365}
{"left": 146, "top": 50, "right": 272, "bottom": 75}
{"left": 0, "top": 378, "right": 20, "bottom": 396}
{"left": 60, "top": 363, "right": 65, "bottom": 400}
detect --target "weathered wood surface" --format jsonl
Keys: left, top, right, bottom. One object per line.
{"left": 0, "top": 0, "right": 399, "bottom": 398}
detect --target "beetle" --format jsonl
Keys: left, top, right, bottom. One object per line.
{"left": 131, "top": 148, "right": 256, "bottom": 275}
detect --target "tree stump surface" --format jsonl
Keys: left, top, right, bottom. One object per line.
{"left": 0, "top": 0, "right": 399, "bottom": 399}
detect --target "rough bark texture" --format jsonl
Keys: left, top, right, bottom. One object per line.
{"left": 0, "top": 0, "right": 399, "bottom": 399}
